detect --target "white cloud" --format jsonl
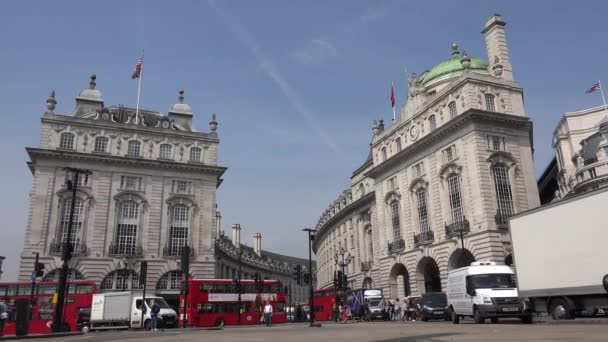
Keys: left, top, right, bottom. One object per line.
{"left": 290, "top": 39, "right": 338, "bottom": 65}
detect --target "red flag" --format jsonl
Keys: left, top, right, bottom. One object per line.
{"left": 586, "top": 82, "right": 601, "bottom": 94}
{"left": 390, "top": 82, "right": 395, "bottom": 108}
{"left": 131, "top": 54, "right": 143, "bottom": 79}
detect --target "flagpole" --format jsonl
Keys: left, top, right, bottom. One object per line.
{"left": 391, "top": 81, "right": 396, "bottom": 122}
{"left": 135, "top": 50, "right": 144, "bottom": 125}
{"left": 599, "top": 80, "right": 608, "bottom": 112}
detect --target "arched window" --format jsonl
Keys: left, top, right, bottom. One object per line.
{"left": 396, "top": 137, "right": 402, "bottom": 152}
{"left": 381, "top": 147, "right": 387, "bottom": 161}
{"left": 428, "top": 115, "right": 436, "bottom": 130}
{"left": 100, "top": 270, "right": 143, "bottom": 291}
{"left": 485, "top": 94, "right": 496, "bottom": 112}
{"left": 492, "top": 164, "right": 514, "bottom": 219}
{"left": 447, "top": 174, "right": 464, "bottom": 223}
{"left": 157, "top": 271, "right": 184, "bottom": 290}
{"left": 58, "top": 197, "right": 84, "bottom": 251}
{"left": 127, "top": 140, "right": 141, "bottom": 157}
{"left": 42, "top": 269, "right": 83, "bottom": 282}
{"left": 448, "top": 101, "right": 457, "bottom": 119}
{"left": 390, "top": 201, "right": 401, "bottom": 241}
{"left": 60, "top": 133, "right": 75, "bottom": 149}
{"left": 94, "top": 136, "right": 109, "bottom": 153}
{"left": 367, "top": 229, "right": 374, "bottom": 262}
{"left": 416, "top": 189, "right": 430, "bottom": 232}
{"left": 168, "top": 205, "right": 190, "bottom": 256}
{"left": 160, "top": 144, "right": 173, "bottom": 160}
{"left": 114, "top": 201, "right": 139, "bottom": 255}
{"left": 190, "top": 147, "right": 202, "bottom": 162}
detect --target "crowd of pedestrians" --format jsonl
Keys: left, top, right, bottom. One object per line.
{"left": 330, "top": 296, "right": 420, "bottom": 325}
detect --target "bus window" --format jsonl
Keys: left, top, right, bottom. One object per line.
{"left": 74, "top": 284, "right": 93, "bottom": 294}
{"left": 37, "top": 285, "right": 55, "bottom": 295}
{"left": 197, "top": 303, "right": 213, "bottom": 313}
{"left": 0, "top": 286, "right": 7, "bottom": 296}
{"left": 7, "top": 285, "right": 17, "bottom": 296}
{"left": 18, "top": 285, "right": 33, "bottom": 296}
{"left": 275, "top": 302, "right": 285, "bottom": 312}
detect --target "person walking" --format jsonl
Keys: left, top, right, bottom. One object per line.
{"left": 0, "top": 298, "right": 7, "bottom": 337}
{"left": 394, "top": 298, "right": 401, "bottom": 321}
{"left": 149, "top": 299, "right": 161, "bottom": 331}
{"left": 263, "top": 301, "right": 273, "bottom": 327}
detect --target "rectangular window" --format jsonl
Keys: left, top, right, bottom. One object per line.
{"left": 121, "top": 176, "right": 142, "bottom": 191}
{"left": 127, "top": 141, "right": 141, "bottom": 157}
{"left": 447, "top": 175, "right": 464, "bottom": 223}
{"left": 416, "top": 190, "right": 430, "bottom": 232}
{"left": 94, "top": 137, "right": 108, "bottom": 153}
{"left": 387, "top": 176, "right": 397, "bottom": 191}
{"left": 429, "top": 115, "right": 436, "bottom": 130}
{"left": 160, "top": 144, "right": 173, "bottom": 160}
{"left": 413, "top": 161, "right": 424, "bottom": 178}
{"left": 190, "top": 147, "right": 202, "bottom": 162}
{"left": 485, "top": 94, "right": 496, "bottom": 112}
{"left": 60, "top": 133, "right": 75, "bottom": 150}
{"left": 448, "top": 102, "right": 457, "bottom": 119}
{"left": 350, "top": 235, "right": 354, "bottom": 249}
{"left": 390, "top": 201, "right": 401, "bottom": 241}
{"left": 488, "top": 135, "right": 504, "bottom": 151}
{"left": 170, "top": 206, "right": 190, "bottom": 256}
{"left": 443, "top": 144, "right": 457, "bottom": 163}
{"left": 172, "top": 180, "right": 192, "bottom": 194}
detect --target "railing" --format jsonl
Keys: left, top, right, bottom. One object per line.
{"left": 361, "top": 261, "right": 373, "bottom": 272}
{"left": 163, "top": 244, "right": 195, "bottom": 257}
{"left": 413, "top": 230, "right": 434, "bottom": 248}
{"left": 445, "top": 217, "right": 470, "bottom": 239}
{"left": 575, "top": 159, "right": 608, "bottom": 187}
{"left": 495, "top": 211, "right": 511, "bottom": 228}
{"left": 387, "top": 238, "right": 405, "bottom": 254}
{"left": 108, "top": 243, "right": 143, "bottom": 257}
{"left": 49, "top": 239, "right": 88, "bottom": 256}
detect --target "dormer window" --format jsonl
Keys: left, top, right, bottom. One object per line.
{"left": 381, "top": 147, "right": 387, "bottom": 161}
{"left": 127, "top": 141, "right": 141, "bottom": 157}
{"left": 160, "top": 144, "right": 173, "bottom": 160}
{"left": 60, "top": 133, "right": 75, "bottom": 150}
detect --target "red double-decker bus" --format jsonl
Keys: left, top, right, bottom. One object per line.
{"left": 0, "top": 280, "right": 96, "bottom": 335}
{"left": 179, "top": 279, "right": 287, "bottom": 327}
{"left": 313, "top": 287, "right": 348, "bottom": 321}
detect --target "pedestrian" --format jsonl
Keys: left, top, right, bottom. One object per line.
{"left": 394, "top": 297, "right": 401, "bottom": 321}
{"left": 403, "top": 297, "right": 410, "bottom": 321}
{"left": 408, "top": 297, "right": 417, "bottom": 322}
{"left": 263, "top": 301, "right": 273, "bottom": 327}
{"left": 332, "top": 303, "right": 338, "bottom": 322}
{"left": 340, "top": 304, "right": 348, "bottom": 323}
{"left": 389, "top": 298, "right": 395, "bottom": 321}
{"left": 0, "top": 298, "right": 7, "bottom": 337}
{"left": 149, "top": 299, "right": 161, "bottom": 331}
{"left": 379, "top": 298, "right": 386, "bottom": 321}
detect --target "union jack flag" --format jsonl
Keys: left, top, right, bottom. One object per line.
{"left": 585, "top": 82, "right": 601, "bottom": 94}
{"left": 131, "top": 54, "right": 143, "bottom": 79}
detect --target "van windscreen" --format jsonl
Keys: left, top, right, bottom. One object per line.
{"left": 467, "top": 274, "right": 516, "bottom": 289}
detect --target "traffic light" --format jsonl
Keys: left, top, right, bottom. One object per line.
{"left": 139, "top": 261, "right": 148, "bottom": 285}
{"left": 35, "top": 262, "right": 45, "bottom": 277}
{"left": 181, "top": 245, "right": 190, "bottom": 274}
{"left": 303, "top": 271, "right": 310, "bottom": 285}
{"left": 342, "top": 273, "right": 348, "bottom": 289}
{"left": 294, "top": 265, "right": 302, "bottom": 285}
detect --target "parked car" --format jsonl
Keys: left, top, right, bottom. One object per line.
{"left": 419, "top": 292, "right": 449, "bottom": 321}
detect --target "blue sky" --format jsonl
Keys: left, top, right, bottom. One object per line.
{"left": 1, "top": 1, "right": 607, "bottom": 281}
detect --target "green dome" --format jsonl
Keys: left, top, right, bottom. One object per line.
{"left": 421, "top": 55, "right": 488, "bottom": 85}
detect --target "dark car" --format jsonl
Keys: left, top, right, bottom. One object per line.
{"left": 419, "top": 292, "right": 449, "bottom": 321}
{"left": 76, "top": 307, "right": 91, "bottom": 332}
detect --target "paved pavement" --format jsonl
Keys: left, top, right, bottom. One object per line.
{"left": 5, "top": 320, "right": 608, "bottom": 342}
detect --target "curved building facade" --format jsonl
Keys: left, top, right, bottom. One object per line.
{"left": 312, "top": 15, "right": 540, "bottom": 299}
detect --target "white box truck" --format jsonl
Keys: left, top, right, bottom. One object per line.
{"left": 509, "top": 187, "right": 608, "bottom": 320}
{"left": 447, "top": 261, "right": 530, "bottom": 324}
{"left": 90, "top": 292, "right": 177, "bottom": 331}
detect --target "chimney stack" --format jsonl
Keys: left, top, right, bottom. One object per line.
{"left": 253, "top": 233, "right": 262, "bottom": 256}
{"left": 482, "top": 14, "right": 513, "bottom": 81}
{"left": 232, "top": 224, "right": 241, "bottom": 247}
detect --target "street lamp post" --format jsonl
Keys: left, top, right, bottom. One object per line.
{"left": 303, "top": 228, "right": 317, "bottom": 327}
{"left": 334, "top": 247, "right": 353, "bottom": 288}
{"left": 53, "top": 167, "right": 92, "bottom": 333}
{"left": 237, "top": 247, "right": 242, "bottom": 325}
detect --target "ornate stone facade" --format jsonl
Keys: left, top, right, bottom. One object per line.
{"left": 312, "top": 15, "right": 540, "bottom": 299}
{"left": 19, "top": 76, "right": 225, "bottom": 304}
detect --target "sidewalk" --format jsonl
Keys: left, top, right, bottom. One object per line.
{"left": 0, "top": 332, "right": 82, "bottom": 341}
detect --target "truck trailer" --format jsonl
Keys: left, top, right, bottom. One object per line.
{"left": 509, "top": 187, "right": 608, "bottom": 319}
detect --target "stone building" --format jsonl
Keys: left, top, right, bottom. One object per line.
{"left": 552, "top": 105, "right": 608, "bottom": 197}
{"left": 214, "top": 224, "right": 315, "bottom": 305}
{"left": 312, "top": 14, "right": 540, "bottom": 299}
{"left": 19, "top": 75, "right": 226, "bottom": 305}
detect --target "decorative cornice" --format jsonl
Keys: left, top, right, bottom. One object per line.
{"left": 364, "top": 109, "right": 532, "bottom": 179}
{"left": 26, "top": 147, "right": 227, "bottom": 178}
{"left": 312, "top": 191, "right": 375, "bottom": 252}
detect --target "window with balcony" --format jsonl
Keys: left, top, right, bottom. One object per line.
{"left": 120, "top": 176, "right": 142, "bottom": 191}
{"left": 168, "top": 205, "right": 190, "bottom": 256}
{"left": 127, "top": 140, "right": 141, "bottom": 157}
{"left": 57, "top": 197, "right": 83, "bottom": 252}
{"left": 59, "top": 133, "right": 75, "bottom": 150}
{"left": 413, "top": 161, "right": 425, "bottom": 178}
{"left": 113, "top": 201, "right": 138, "bottom": 255}
{"left": 443, "top": 144, "right": 457, "bottom": 163}
{"left": 485, "top": 94, "right": 496, "bottom": 112}
{"left": 429, "top": 115, "right": 436, "bottom": 130}
{"left": 447, "top": 174, "right": 464, "bottom": 224}
{"left": 448, "top": 101, "right": 457, "bottom": 119}
{"left": 390, "top": 201, "right": 401, "bottom": 241}
{"left": 190, "top": 147, "right": 202, "bottom": 162}
{"left": 416, "top": 189, "right": 430, "bottom": 232}
{"left": 159, "top": 144, "right": 173, "bottom": 160}
{"left": 492, "top": 164, "right": 514, "bottom": 225}
{"left": 487, "top": 135, "right": 504, "bottom": 151}
{"left": 94, "top": 136, "right": 109, "bottom": 153}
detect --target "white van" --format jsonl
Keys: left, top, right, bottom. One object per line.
{"left": 447, "top": 261, "right": 531, "bottom": 324}
{"left": 90, "top": 292, "right": 177, "bottom": 330}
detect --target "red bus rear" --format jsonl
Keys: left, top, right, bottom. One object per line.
{"left": 180, "top": 279, "right": 287, "bottom": 327}
{"left": 313, "top": 287, "right": 347, "bottom": 321}
{"left": 0, "top": 280, "right": 96, "bottom": 335}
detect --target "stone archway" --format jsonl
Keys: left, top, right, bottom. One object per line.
{"left": 389, "top": 263, "right": 411, "bottom": 299}
{"left": 504, "top": 254, "right": 513, "bottom": 267}
{"left": 416, "top": 257, "right": 441, "bottom": 294}
{"left": 448, "top": 248, "right": 476, "bottom": 271}
{"left": 362, "top": 277, "right": 373, "bottom": 289}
